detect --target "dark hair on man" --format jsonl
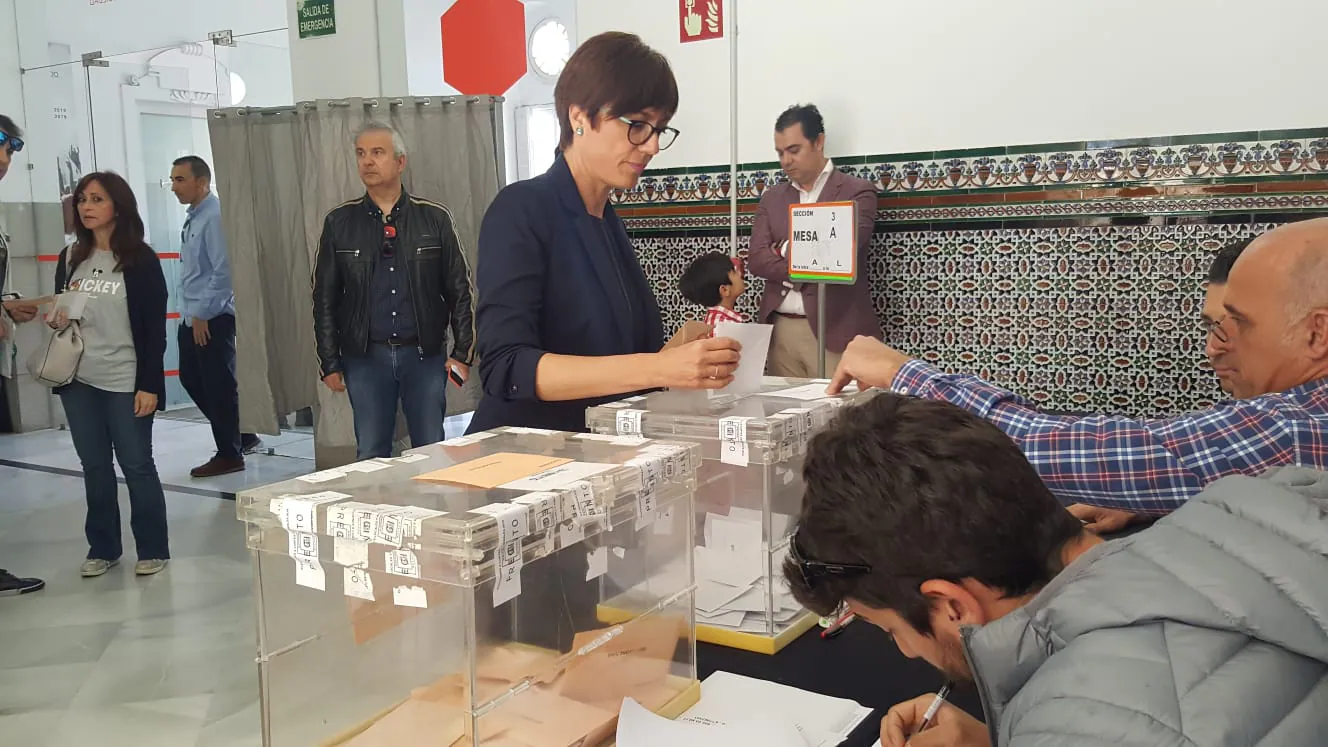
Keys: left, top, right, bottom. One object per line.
{"left": 774, "top": 103, "right": 825, "bottom": 142}
{"left": 1207, "top": 238, "right": 1252, "bottom": 284}
{"left": 172, "top": 155, "right": 211, "bottom": 181}
{"left": 554, "top": 32, "right": 679, "bottom": 149}
{"left": 69, "top": 171, "right": 153, "bottom": 272}
{"left": 679, "top": 251, "right": 736, "bottom": 307}
{"left": 0, "top": 113, "right": 22, "bottom": 138}
{"left": 783, "top": 394, "right": 1084, "bottom": 634}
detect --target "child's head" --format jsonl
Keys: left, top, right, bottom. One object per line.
{"left": 679, "top": 251, "right": 746, "bottom": 308}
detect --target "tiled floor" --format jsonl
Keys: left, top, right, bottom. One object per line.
{"left": 0, "top": 413, "right": 469, "bottom": 745}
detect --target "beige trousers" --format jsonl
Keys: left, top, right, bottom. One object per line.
{"left": 766, "top": 315, "right": 841, "bottom": 379}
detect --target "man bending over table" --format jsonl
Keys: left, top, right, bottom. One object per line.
{"left": 785, "top": 393, "right": 1328, "bottom": 746}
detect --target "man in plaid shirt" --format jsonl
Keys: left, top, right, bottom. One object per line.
{"left": 827, "top": 219, "right": 1328, "bottom": 526}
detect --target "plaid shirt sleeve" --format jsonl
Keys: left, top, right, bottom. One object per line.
{"left": 891, "top": 359, "right": 1314, "bottom": 514}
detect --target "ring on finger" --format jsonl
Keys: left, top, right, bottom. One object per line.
{"left": 712, "top": 364, "right": 719, "bottom": 379}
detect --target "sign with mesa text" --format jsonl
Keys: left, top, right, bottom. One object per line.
{"left": 298, "top": 0, "right": 337, "bottom": 39}
{"left": 787, "top": 201, "right": 857, "bottom": 284}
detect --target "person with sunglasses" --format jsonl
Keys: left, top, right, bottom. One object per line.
{"left": 785, "top": 393, "right": 1328, "bottom": 747}
{"left": 0, "top": 113, "right": 44, "bottom": 597}
{"left": 466, "top": 32, "right": 742, "bottom": 436}
{"left": 312, "top": 121, "right": 476, "bottom": 459}
{"left": 826, "top": 221, "right": 1328, "bottom": 525}
{"left": 747, "top": 104, "right": 882, "bottom": 378}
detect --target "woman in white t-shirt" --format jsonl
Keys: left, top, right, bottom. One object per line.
{"left": 48, "top": 171, "right": 170, "bottom": 578}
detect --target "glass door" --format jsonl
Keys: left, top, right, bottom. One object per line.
{"left": 216, "top": 29, "right": 295, "bottom": 110}
{"left": 88, "top": 41, "right": 221, "bottom": 408}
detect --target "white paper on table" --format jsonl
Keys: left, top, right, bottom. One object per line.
{"left": 764, "top": 382, "right": 860, "bottom": 401}
{"left": 340, "top": 459, "right": 392, "bottom": 474}
{"left": 681, "top": 672, "right": 874, "bottom": 747}
{"left": 499, "top": 461, "right": 615, "bottom": 491}
{"left": 712, "top": 322, "right": 773, "bottom": 397}
{"left": 617, "top": 696, "right": 809, "bottom": 747}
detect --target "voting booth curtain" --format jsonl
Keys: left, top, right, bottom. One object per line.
{"left": 208, "top": 96, "right": 503, "bottom": 466}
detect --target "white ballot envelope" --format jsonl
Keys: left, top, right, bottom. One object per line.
{"left": 53, "top": 291, "right": 89, "bottom": 320}
{"left": 712, "top": 321, "right": 772, "bottom": 397}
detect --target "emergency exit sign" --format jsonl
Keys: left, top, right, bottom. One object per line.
{"left": 298, "top": 0, "right": 337, "bottom": 39}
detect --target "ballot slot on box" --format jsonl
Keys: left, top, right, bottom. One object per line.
{"left": 236, "top": 428, "right": 703, "bottom": 746}
{"left": 585, "top": 377, "right": 876, "bottom": 654}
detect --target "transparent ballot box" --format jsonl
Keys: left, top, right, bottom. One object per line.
{"left": 236, "top": 428, "right": 702, "bottom": 746}
{"left": 586, "top": 378, "right": 875, "bottom": 654}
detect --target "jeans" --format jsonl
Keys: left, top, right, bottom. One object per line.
{"left": 178, "top": 313, "right": 248, "bottom": 459}
{"left": 342, "top": 344, "right": 447, "bottom": 459}
{"left": 60, "top": 381, "right": 170, "bottom": 561}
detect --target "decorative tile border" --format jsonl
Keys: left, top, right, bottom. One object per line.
{"left": 635, "top": 224, "right": 1275, "bottom": 416}
{"left": 619, "top": 191, "right": 1328, "bottom": 232}
{"left": 610, "top": 127, "right": 1328, "bottom": 209}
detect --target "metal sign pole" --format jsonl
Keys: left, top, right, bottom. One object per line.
{"left": 817, "top": 283, "right": 827, "bottom": 378}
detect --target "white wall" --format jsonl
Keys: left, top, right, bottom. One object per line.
{"left": 17, "top": 0, "right": 287, "bottom": 68}
{"left": 576, "top": 0, "right": 732, "bottom": 170}
{"left": 579, "top": 0, "right": 1328, "bottom": 168}
{"left": 288, "top": 0, "right": 408, "bottom": 100}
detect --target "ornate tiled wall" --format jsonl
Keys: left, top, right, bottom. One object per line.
{"left": 616, "top": 128, "right": 1328, "bottom": 415}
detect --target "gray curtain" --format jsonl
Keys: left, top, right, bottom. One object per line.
{"left": 208, "top": 96, "right": 503, "bottom": 464}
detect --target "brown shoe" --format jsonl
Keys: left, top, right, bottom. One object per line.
{"left": 190, "top": 455, "right": 245, "bottom": 478}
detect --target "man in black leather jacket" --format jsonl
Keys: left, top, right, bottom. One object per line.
{"left": 312, "top": 121, "right": 476, "bottom": 459}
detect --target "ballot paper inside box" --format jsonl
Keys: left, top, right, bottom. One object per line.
{"left": 235, "top": 429, "right": 701, "bottom": 746}
{"left": 586, "top": 377, "right": 877, "bottom": 655}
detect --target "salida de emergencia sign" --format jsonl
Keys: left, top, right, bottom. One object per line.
{"left": 298, "top": 0, "right": 337, "bottom": 39}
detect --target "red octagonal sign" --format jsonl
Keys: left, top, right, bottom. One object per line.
{"left": 442, "top": 0, "right": 527, "bottom": 96}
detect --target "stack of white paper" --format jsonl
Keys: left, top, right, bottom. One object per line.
{"left": 617, "top": 696, "right": 810, "bottom": 747}
{"left": 694, "top": 510, "right": 803, "bottom": 633}
{"left": 677, "top": 671, "right": 874, "bottom": 747}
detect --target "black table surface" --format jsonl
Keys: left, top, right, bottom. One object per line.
{"left": 697, "top": 622, "right": 983, "bottom": 747}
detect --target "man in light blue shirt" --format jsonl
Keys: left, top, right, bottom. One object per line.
{"left": 171, "top": 156, "right": 258, "bottom": 477}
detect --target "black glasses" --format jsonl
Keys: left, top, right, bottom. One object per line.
{"left": 619, "top": 117, "right": 679, "bottom": 151}
{"left": 0, "top": 131, "right": 23, "bottom": 154}
{"left": 1200, "top": 316, "right": 1229, "bottom": 343}
{"left": 788, "top": 531, "right": 872, "bottom": 591}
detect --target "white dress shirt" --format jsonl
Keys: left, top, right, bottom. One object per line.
{"left": 775, "top": 158, "right": 835, "bottom": 316}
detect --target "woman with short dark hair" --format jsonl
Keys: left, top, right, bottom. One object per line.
{"left": 49, "top": 171, "right": 170, "bottom": 578}
{"left": 468, "top": 31, "right": 742, "bottom": 434}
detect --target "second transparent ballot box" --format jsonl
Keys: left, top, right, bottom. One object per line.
{"left": 236, "top": 428, "right": 702, "bottom": 746}
{"left": 585, "top": 378, "right": 876, "bottom": 654}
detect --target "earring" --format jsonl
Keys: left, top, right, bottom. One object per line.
{"left": 576, "top": 127, "right": 584, "bottom": 136}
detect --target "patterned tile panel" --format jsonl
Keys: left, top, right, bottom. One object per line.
{"left": 620, "top": 191, "right": 1328, "bottom": 232}
{"left": 636, "top": 223, "right": 1278, "bottom": 416}
{"left": 612, "top": 129, "right": 1328, "bottom": 207}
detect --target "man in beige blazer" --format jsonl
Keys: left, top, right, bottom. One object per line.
{"left": 748, "top": 104, "right": 882, "bottom": 377}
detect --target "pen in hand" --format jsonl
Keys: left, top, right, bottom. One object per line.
{"left": 909, "top": 681, "right": 954, "bottom": 743}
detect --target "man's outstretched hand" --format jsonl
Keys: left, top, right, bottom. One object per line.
{"left": 826, "top": 335, "right": 912, "bottom": 394}
{"left": 1068, "top": 504, "right": 1139, "bottom": 534}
